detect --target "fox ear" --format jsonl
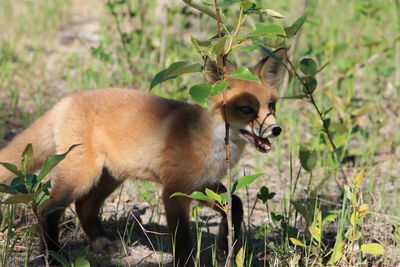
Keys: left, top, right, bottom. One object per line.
{"left": 205, "top": 56, "right": 236, "bottom": 83}
{"left": 252, "top": 48, "right": 287, "bottom": 88}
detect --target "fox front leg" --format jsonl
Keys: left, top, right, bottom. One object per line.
{"left": 200, "top": 184, "right": 244, "bottom": 261}
{"left": 163, "top": 188, "right": 195, "bottom": 266}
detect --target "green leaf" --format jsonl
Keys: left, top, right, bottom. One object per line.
{"left": 323, "top": 118, "right": 331, "bottom": 130}
{"left": 3, "top": 191, "right": 41, "bottom": 204}
{"left": 242, "top": 1, "right": 261, "bottom": 14}
{"left": 212, "top": 36, "right": 227, "bottom": 55}
{"left": 210, "top": 81, "right": 229, "bottom": 96}
{"left": 322, "top": 210, "right": 339, "bottom": 226}
{"left": 170, "top": 191, "right": 211, "bottom": 202}
{"left": 360, "top": 243, "right": 384, "bottom": 255}
{"left": 0, "top": 162, "right": 23, "bottom": 177}
{"left": 250, "top": 24, "right": 286, "bottom": 36}
{"left": 235, "top": 247, "right": 245, "bottom": 267}
{"left": 299, "top": 58, "right": 317, "bottom": 75}
{"left": 49, "top": 250, "right": 70, "bottom": 267}
{"left": 22, "top": 144, "right": 33, "bottom": 175}
{"left": 75, "top": 256, "right": 91, "bottom": 267}
{"left": 229, "top": 67, "right": 260, "bottom": 83}
{"left": 150, "top": 62, "right": 202, "bottom": 90}
{"left": 352, "top": 168, "right": 365, "bottom": 190}
{"left": 189, "top": 83, "right": 213, "bottom": 108}
{"left": 37, "top": 144, "right": 80, "bottom": 183}
{"left": 302, "top": 77, "right": 317, "bottom": 94}
{"left": 231, "top": 173, "right": 263, "bottom": 194}
{"left": 205, "top": 188, "right": 221, "bottom": 203}
{"left": 285, "top": 12, "right": 309, "bottom": 38}
{"left": 299, "top": 145, "right": 317, "bottom": 172}
{"left": 328, "top": 240, "right": 344, "bottom": 264}
{"left": 290, "top": 237, "right": 306, "bottom": 247}
{"left": 256, "top": 186, "right": 275, "bottom": 204}
{"left": 309, "top": 226, "right": 321, "bottom": 242}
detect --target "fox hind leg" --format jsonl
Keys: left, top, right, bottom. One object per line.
{"left": 75, "top": 169, "right": 122, "bottom": 254}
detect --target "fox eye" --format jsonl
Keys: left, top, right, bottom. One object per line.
{"left": 268, "top": 102, "right": 276, "bottom": 111}
{"left": 239, "top": 106, "right": 254, "bottom": 114}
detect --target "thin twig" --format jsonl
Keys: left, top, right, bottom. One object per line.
{"left": 212, "top": 0, "right": 234, "bottom": 265}
{"left": 286, "top": 58, "right": 348, "bottom": 186}
{"left": 107, "top": 0, "right": 136, "bottom": 78}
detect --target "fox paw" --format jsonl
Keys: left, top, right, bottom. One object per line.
{"left": 92, "top": 237, "right": 124, "bottom": 254}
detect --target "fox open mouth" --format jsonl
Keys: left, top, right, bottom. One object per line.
{"left": 240, "top": 129, "right": 271, "bottom": 153}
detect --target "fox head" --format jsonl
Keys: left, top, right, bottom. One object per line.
{"left": 207, "top": 48, "right": 287, "bottom": 153}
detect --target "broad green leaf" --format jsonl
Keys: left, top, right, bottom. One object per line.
{"left": 22, "top": 143, "right": 33, "bottom": 175}
{"left": 235, "top": 247, "right": 245, "bottom": 267}
{"left": 37, "top": 144, "right": 80, "bottom": 182}
{"left": 210, "top": 81, "right": 229, "bottom": 96}
{"left": 0, "top": 162, "right": 23, "bottom": 177}
{"left": 231, "top": 173, "right": 263, "bottom": 194}
{"left": 360, "top": 243, "right": 384, "bottom": 255}
{"left": 189, "top": 83, "right": 213, "bottom": 108}
{"left": 150, "top": 62, "right": 202, "bottom": 90}
{"left": 285, "top": 12, "right": 309, "bottom": 38}
{"left": 299, "top": 58, "right": 317, "bottom": 75}
{"left": 75, "top": 256, "right": 91, "bottom": 267}
{"left": 299, "top": 145, "right": 317, "bottom": 172}
{"left": 323, "top": 118, "right": 331, "bottom": 130}
{"left": 3, "top": 191, "right": 41, "bottom": 204}
{"left": 212, "top": 36, "right": 227, "bottom": 55}
{"left": 328, "top": 240, "right": 344, "bottom": 264}
{"left": 257, "top": 186, "right": 275, "bottom": 204}
{"left": 309, "top": 226, "right": 321, "bottom": 242}
{"left": 242, "top": 1, "right": 261, "bottom": 14}
{"left": 10, "top": 177, "right": 28, "bottom": 193}
{"left": 229, "top": 67, "right": 260, "bottom": 83}
{"left": 289, "top": 237, "right": 305, "bottom": 247}
{"left": 170, "top": 191, "right": 211, "bottom": 202}
{"left": 302, "top": 77, "right": 317, "bottom": 94}
{"left": 352, "top": 168, "right": 365, "bottom": 190}
{"left": 250, "top": 24, "right": 286, "bottom": 36}
{"left": 220, "top": 192, "right": 228, "bottom": 205}
{"left": 205, "top": 188, "right": 221, "bottom": 203}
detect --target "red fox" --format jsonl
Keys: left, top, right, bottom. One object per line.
{"left": 0, "top": 48, "right": 286, "bottom": 265}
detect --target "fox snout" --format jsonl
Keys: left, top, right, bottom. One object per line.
{"left": 262, "top": 124, "right": 282, "bottom": 138}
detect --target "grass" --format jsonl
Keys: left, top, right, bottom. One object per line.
{"left": 0, "top": 0, "right": 399, "bottom": 266}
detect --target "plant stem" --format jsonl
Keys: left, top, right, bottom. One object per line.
{"left": 107, "top": 0, "right": 136, "bottom": 78}
{"left": 212, "top": 0, "right": 234, "bottom": 265}
{"left": 286, "top": 58, "right": 348, "bottom": 186}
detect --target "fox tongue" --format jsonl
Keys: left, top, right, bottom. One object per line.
{"left": 254, "top": 136, "right": 271, "bottom": 152}
{"left": 240, "top": 130, "right": 272, "bottom": 153}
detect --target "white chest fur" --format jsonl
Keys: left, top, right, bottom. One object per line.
{"left": 197, "top": 124, "right": 246, "bottom": 189}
